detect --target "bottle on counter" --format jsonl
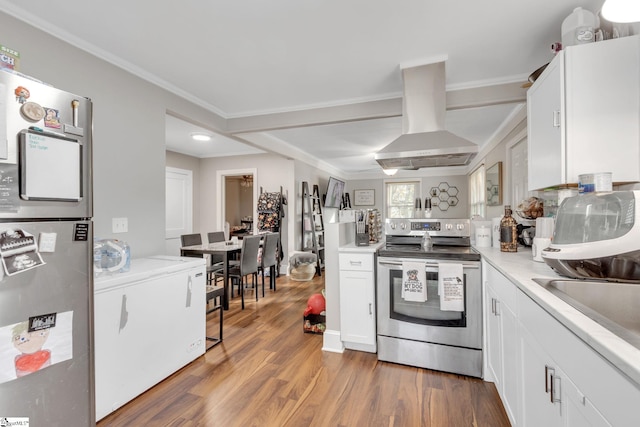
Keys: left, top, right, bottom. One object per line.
{"left": 500, "top": 205, "right": 518, "bottom": 252}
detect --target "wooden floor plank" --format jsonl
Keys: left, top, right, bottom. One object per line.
{"left": 98, "top": 274, "right": 510, "bottom": 427}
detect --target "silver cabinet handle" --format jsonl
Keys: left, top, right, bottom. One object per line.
{"left": 369, "top": 303, "right": 372, "bottom": 315}
{"left": 350, "top": 260, "right": 363, "bottom": 266}
{"left": 545, "top": 365, "right": 553, "bottom": 394}
{"left": 494, "top": 299, "right": 500, "bottom": 316}
{"left": 553, "top": 110, "right": 561, "bottom": 127}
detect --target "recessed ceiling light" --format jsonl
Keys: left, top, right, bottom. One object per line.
{"left": 191, "top": 132, "right": 211, "bottom": 142}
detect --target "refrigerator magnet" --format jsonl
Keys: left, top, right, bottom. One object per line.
{"left": 14, "top": 86, "right": 29, "bottom": 104}
{"left": 43, "top": 107, "right": 61, "bottom": 129}
{"left": 38, "top": 232, "right": 57, "bottom": 253}
{"left": 20, "top": 102, "right": 45, "bottom": 122}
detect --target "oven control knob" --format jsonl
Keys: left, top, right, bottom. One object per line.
{"left": 445, "top": 223, "right": 453, "bottom": 230}
{"left": 390, "top": 222, "right": 396, "bottom": 230}
{"left": 400, "top": 223, "right": 406, "bottom": 230}
{"left": 457, "top": 223, "right": 465, "bottom": 230}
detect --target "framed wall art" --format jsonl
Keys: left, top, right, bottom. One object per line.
{"left": 354, "top": 189, "right": 375, "bottom": 206}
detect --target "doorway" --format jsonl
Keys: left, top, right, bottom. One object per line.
{"left": 217, "top": 168, "right": 258, "bottom": 239}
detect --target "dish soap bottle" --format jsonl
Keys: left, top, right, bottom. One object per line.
{"left": 500, "top": 205, "right": 518, "bottom": 252}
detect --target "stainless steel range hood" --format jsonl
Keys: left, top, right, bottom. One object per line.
{"left": 375, "top": 61, "right": 478, "bottom": 170}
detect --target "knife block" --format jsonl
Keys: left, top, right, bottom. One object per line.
{"left": 356, "top": 226, "right": 369, "bottom": 246}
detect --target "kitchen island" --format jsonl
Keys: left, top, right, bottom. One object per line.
{"left": 477, "top": 246, "right": 640, "bottom": 426}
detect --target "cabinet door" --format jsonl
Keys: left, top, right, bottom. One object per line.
{"left": 563, "top": 375, "right": 611, "bottom": 427}
{"left": 500, "top": 300, "right": 519, "bottom": 424}
{"left": 485, "top": 272, "right": 519, "bottom": 425}
{"left": 565, "top": 35, "right": 640, "bottom": 184}
{"left": 485, "top": 287, "right": 502, "bottom": 386}
{"left": 339, "top": 270, "right": 375, "bottom": 345}
{"left": 519, "top": 328, "right": 563, "bottom": 427}
{"left": 527, "top": 54, "right": 564, "bottom": 191}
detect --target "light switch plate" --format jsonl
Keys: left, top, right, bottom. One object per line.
{"left": 112, "top": 217, "right": 128, "bottom": 233}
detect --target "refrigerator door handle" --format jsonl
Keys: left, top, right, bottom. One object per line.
{"left": 185, "top": 275, "right": 193, "bottom": 308}
{"left": 119, "top": 294, "right": 129, "bottom": 332}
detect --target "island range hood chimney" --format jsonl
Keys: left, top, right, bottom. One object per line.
{"left": 375, "top": 60, "right": 478, "bottom": 170}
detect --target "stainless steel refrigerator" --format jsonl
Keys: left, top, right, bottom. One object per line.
{"left": 0, "top": 69, "right": 94, "bottom": 425}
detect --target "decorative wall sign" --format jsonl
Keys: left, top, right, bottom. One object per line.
{"left": 429, "top": 182, "right": 459, "bottom": 211}
{"left": 354, "top": 189, "right": 375, "bottom": 206}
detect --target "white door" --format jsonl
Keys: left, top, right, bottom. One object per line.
{"left": 166, "top": 167, "right": 193, "bottom": 255}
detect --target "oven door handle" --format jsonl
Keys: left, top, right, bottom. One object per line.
{"left": 378, "top": 260, "right": 480, "bottom": 269}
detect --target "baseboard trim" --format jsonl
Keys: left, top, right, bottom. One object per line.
{"left": 321, "top": 330, "right": 345, "bottom": 353}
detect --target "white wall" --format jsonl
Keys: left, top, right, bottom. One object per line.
{"left": 1, "top": 12, "right": 227, "bottom": 257}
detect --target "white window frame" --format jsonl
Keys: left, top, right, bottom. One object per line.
{"left": 469, "top": 165, "right": 486, "bottom": 218}
{"left": 384, "top": 180, "right": 421, "bottom": 219}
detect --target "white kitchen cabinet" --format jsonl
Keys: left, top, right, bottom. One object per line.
{"left": 483, "top": 261, "right": 519, "bottom": 425}
{"left": 527, "top": 35, "right": 640, "bottom": 190}
{"left": 339, "top": 251, "right": 376, "bottom": 352}
{"left": 482, "top": 260, "right": 640, "bottom": 426}
{"left": 517, "top": 287, "right": 630, "bottom": 427}
{"left": 94, "top": 256, "right": 206, "bottom": 420}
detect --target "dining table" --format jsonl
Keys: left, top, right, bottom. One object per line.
{"left": 180, "top": 241, "right": 242, "bottom": 310}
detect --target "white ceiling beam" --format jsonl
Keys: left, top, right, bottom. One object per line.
{"left": 226, "top": 81, "right": 527, "bottom": 135}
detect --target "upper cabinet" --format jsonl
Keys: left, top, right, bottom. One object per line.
{"left": 527, "top": 35, "right": 640, "bottom": 191}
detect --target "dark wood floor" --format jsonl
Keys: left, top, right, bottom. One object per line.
{"left": 97, "top": 274, "right": 510, "bottom": 427}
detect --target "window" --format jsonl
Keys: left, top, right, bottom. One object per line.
{"left": 385, "top": 181, "right": 419, "bottom": 218}
{"left": 469, "top": 165, "right": 486, "bottom": 218}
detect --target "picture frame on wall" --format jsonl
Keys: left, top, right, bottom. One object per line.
{"left": 354, "top": 189, "right": 375, "bottom": 206}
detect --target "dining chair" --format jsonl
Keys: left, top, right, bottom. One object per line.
{"left": 180, "top": 233, "right": 220, "bottom": 287}
{"left": 205, "top": 283, "right": 225, "bottom": 349}
{"left": 207, "top": 231, "right": 225, "bottom": 244}
{"left": 227, "top": 235, "right": 261, "bottom": 309}
{"left": 207, "top": 231, "right": 228, "bottom": 270}
{"left": 259, "top": 232, "right": 280, "bottom": 294}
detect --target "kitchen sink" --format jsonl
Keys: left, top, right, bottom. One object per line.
{"left": 532, "top": 278, "right": 640, "bottom": 351}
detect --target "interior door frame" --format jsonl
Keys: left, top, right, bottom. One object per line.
{"left": 216, "top": 168, "right": 258, "bottom": 235}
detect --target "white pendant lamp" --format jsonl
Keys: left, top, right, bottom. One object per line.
{"left": 601, "top": 0, "right": 640, "bottom": 23}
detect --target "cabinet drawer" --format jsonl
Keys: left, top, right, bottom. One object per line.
{"left": 339, "top": 253, "right": 374, "bottom": 271}
{"left": 484, "top": 261, "right": 517, "bottom": 310}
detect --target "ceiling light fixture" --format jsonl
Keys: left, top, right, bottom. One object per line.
{"left": 191, "top": 132, "right": 211, "bottom": 142}
{"left": 601, "top": 0, "right": 640, "bottom": 22}
{"left": 383, "top": 168, "right": 398, "bottom": 176}
{"left": 240, "top": 175, "right": 253, "bottom": 187}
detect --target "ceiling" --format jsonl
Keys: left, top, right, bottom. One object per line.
{"left": 1, "top": 0, "right": 606, "bottom": 177}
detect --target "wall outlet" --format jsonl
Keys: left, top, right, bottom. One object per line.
{"left": 112, "top": 217, "right": 128, "bottom": 233}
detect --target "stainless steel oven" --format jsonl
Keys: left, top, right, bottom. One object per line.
{"left": 376, "top": 218, "right": 483, "bottom": 378}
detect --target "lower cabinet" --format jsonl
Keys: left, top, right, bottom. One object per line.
{"left": 484, "top": 261, "right": 638, "bottom": 427}
{"left": 339, "top": 251, "right": 376, "bottom": 352}
{"left": 484, "top": 260, "right": 519, "bottom": 425}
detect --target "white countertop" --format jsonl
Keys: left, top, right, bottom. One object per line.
{"left": 339, "top": 241, "right": 385, "bottom": 253}
{"left": 476, "top": 246, "right": 640, "bottom": 386}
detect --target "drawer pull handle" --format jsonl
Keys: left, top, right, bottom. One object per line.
{"left": 350, "top": 261, "right": 363, "bottom": 266}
